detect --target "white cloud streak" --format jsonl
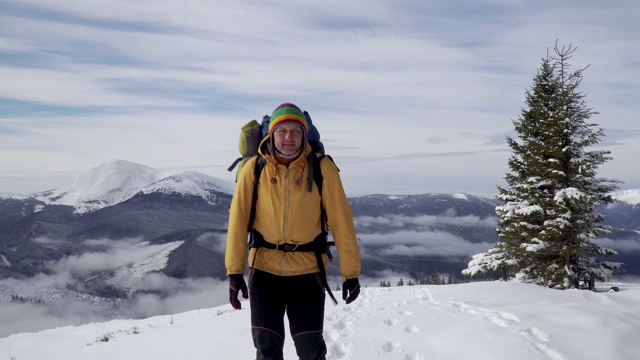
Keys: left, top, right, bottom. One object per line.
{"left": 355, "top": 214, "right": 497, "bottom": 229}
{"left": 359, "top": 230, "right": 494, "bottom": 257}
{"left": 49, "top": 238, "right": 167, "bottom": 274}
{"left": 595, "top": 237, "right": 640, "bottom": 252}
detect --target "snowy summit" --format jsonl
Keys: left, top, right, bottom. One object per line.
{"left": 32, "top": 160, "right": 234, "bottom": 214}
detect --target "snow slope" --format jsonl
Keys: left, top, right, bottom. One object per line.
{"left": 1, "top": 281, "right": 639, "bottom": 360}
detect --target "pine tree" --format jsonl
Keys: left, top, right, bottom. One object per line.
{"left": 448, "top": 270, "right": 457, "bottom": 285}
{"left": 463, "top": 42, "right": 622, "bottom": 289}
{"left": 427, "top": 272, "right": 441, "bottom": 285}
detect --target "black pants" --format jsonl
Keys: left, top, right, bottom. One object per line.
{"left": 249, "top": 269, "right": 327, "bottom": 360}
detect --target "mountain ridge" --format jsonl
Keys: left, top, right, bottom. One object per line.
{"left": 3, "top": 159, "right": 640, "bottom": 210}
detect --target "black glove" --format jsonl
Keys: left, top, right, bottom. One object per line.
{"left": 342, "top": 278, "right": 360, "bottom": 304}
{"left": 229, "top": 274, "right": 248, "bottom": 310}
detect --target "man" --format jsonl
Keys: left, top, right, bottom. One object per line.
{"left": 225, "top": 103, "right": 361, "bottom": 360}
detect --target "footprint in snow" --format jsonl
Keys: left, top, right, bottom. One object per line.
{"left": 323, "top": 328, "right": 341, "bottom": 342}
{"left": 384, "top": 318, "right": 399, "bottom": 326}
{"left": 327, "top": 341, "right": 350, "bottom": 359}
{"left": 415, "top": 291, "right": 433, "bottom": 302}
{"left": 332, "top": 316, "right": 356, "bottom": 334}
{"left": 404, "top": 324, "right": 419, "bottom": 333}
{"left": 381, "top": 341, "right": 401, "bottom": 353}
{"left": 325, "top": 311, "right": 339, "bottom": 320}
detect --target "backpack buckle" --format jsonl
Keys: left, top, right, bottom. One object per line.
{"left": 281, "top": 243, "right": 298, "bottom": 252}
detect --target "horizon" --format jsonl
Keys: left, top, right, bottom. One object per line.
{"left": 1, "top": 1, "right": 639, "bottom": 197}
{"left": 2, "top": 158, "right": 640, "bottom": 204}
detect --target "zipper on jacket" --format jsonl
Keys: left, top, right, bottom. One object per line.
{"left": 281, "top": 166, "right": 290, "bottom": 275}
{"left": 283, "top": 166, "right": 290, "bottom": 240}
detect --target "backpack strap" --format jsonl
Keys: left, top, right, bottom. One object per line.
{"left": 309, "top": 153, "right": 339, "bottom": 236}
{"left": 247, "top": 156, "right": 266, "bottom": 232}
{"left": 227, "top": 157, "right": 243, "bottom": 172}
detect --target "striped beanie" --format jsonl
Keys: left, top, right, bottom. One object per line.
{"left": 268, "top": 103, "right": 309, "bottom": 137}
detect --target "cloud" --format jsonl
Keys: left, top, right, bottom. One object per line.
{"left": 355, "top": 214, "right": 498, "bottom": 229}
{"left": 0, "top": 276, "right": 229, "bottom": 338}
{"left": 359, "top": 230, "right": 494, "bottom": 257}
{"left": 48, "top": 238, "right": 171, "bottom": 274}
{"left": 595, "top": 237, "right": 640, "bottom": 252}
{"left": 599, "top": 129, "right": 640, "bottom": 147}
{"left": 121, "top": 276, "right": 227, "bottom": 319}
{"left": 196, "top": 232, "right": 227, "bottom": 253}
{"left": 1, "top": 0, "right": 639, "bottom": 197}
{"left": 0, "top": 300, "right": 105, "bottom": 338}
{"left": 327, "top": 268, "right": 416, "bottom": 289}
{"left": 32, "top": 236, "right": 66, "bottom": 245}
{"left": 1, "top": 233, "right": 230, "bottom": 337}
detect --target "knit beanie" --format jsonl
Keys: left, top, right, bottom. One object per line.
{"left": 268, "top": 103, "right": 309, "bottom": 137}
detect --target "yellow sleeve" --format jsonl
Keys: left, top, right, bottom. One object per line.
{"left": 224, "top": 156, "right": 258, "bottom": 275}
{"left": 320, "top": 158, "right": 361, "bottom": 280}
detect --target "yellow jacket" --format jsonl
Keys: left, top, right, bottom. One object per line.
{"left": 225, "top": 140, "right": 361, "bottom": 280}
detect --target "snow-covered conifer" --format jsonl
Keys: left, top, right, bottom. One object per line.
{"left": 463, "top": 43, "right": 622, "bottom": 289}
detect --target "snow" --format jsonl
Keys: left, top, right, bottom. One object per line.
{"left": 30, "top": 160, "right": 234, "bottom": 214}
{"left": 140, "top": 171, "right": 235, "bottom": 202}
{"left": 611, "top": 189, "right": 640, "bottom": 205}
{"left": 1, "top": 281, "right": 639, "bottom": 360}
{"left": 0, "top": 193, "right": 27, "bottom": 200}
{"left": 34, "top": 160, "right": 165, "bottom": 213}
{"left": 452, "top": 193, "right": 468, "bottom": 200}
{"left": 0, "top": 255, "right": 10, "bottom": 267}
{"left": 387, "top": 195, "right": 407, "bottom": 200}
{"left": 108, "top": 241, "right": 184, "bottom": 296}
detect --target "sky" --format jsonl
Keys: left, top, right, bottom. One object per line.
{"left": 2, "top": 281, "right": 640, "bottom": 359}
{"left": 1, "top": 0, "right": 640, "bottom": 198}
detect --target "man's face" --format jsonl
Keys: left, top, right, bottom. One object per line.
{"left": 273, "top": 123, "right": 304, "bottom": 156}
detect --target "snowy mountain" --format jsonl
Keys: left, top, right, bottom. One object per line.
{"left": 611, "top": 189, "right": 640, "bottom": 205}
{"left": 140, "top": 170, "right": 235, "bottom": 205}
{"left": 33, "top": 160, "right": 164, "bottom": 214}
{"left": 31, "top": 160, "right": 234, "bottom": 214}
{"left": 2, "top": 281, "right": 639, "bottom": 359}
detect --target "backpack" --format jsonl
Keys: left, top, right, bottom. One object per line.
{"left": 228, "top": 110, "right": 338, "bottom": 304}
{"left": 227, "top": 111, "right": 324, "bottom": 181}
